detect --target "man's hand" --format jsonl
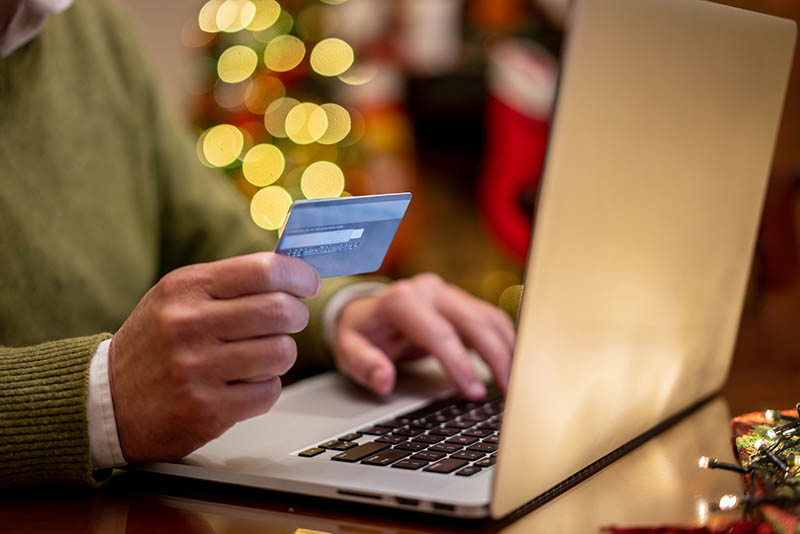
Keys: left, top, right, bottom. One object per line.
{"left": 109, "top": 253, "right": 320, "bottom": 463}
{"left": 333, "top": 273, "right": 515, "bottom": 400}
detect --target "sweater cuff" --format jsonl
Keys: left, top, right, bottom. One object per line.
{"left": 0, "top": 333, "right": 112, "bottom": 487}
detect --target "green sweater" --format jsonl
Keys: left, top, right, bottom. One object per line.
{"left": 0, "top": 0, "right": 352, "bottom": 487}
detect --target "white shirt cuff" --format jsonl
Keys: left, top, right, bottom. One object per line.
{"left": 322, "top": 282, "right": 387, "bottom": 348}
{"left": 86, "top": 338, "right": 127, "bottom": 469}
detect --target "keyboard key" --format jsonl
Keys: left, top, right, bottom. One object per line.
{"left": 392, "top": 459, "right": 427, "bottom": 470}
{"left": 475, "top": 457, "right": 497, "bottom": 468}
{"left": 446, "top": 436, "right": 479, "bottom": 446}
{"left": 411, "top": 418, "right": 437, "bottom": 429}
{"left": 395, "top": 441, "right": 427, "bottom": 452}
{"left": 462, "top": 413, "right": 490, "bottom": 423}
{"left": 360, "top": 425, "right": 392, "bottom": 435}
{"left": 446, "top": 420, "right": 476, "bottom": 430}
{"left": 462, "top": 428, "right": 493, "bottom": 438}
{"left": 455, "top": 466, "right": 483, "bottom": 477}
{"left": 467, "top": 442, "right": 497, "bottom": 453}
{"left": 479, "top": 422, "right": 501, "bottom": 431}
{"left": 431, "top": 412, "right": 453, "bottom": 423}
{"left": 429, "top": 426, "right": 460, "bottom": 437}
{"left": 483, "top": 435, "right": 500, "bottom": 444}
{"left": 338, "top": 432, "right": 363, "bottom": 441}
{"left": 429, "top": 443, "right": 462, "bottom": 453}
{"left": 319, "top": 440, "right": 346, "bottom": 449}
{"left": 329, "top": 441, "right": 358, "bottom": 451}
{"left": 393, "top": 426, "right": 425, "bottom": 437}
{"left": 375, "top": 434, "right": 407, "bottom": 445}
{"left": 450, "top": 450, "right": 485, "bottom": 461}
{"left": 411, "top": 451, "right": 446, "bottom": 462}
{"left": 424, "top": 459, "right": 469, "bottom": 474}
{"left": 361, "top": 449, "right": 411, "bottom": 466}
{"left": 412, "top": 434, "right": 444, "bottom": 444}
{"left": 331, "top": 442, "right": 390, "bottom": 463}
{"left": 299, "top": 447, "right": 325, "bottom": 457}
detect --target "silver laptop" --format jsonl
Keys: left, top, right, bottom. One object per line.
{"left": 136, "top": 0, "right": 796, "bottom": 520}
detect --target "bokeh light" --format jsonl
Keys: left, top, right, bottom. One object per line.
{"left": 264, "top": 97, "right": 299, "bottom": 137}
{"left": 252, "top": 10, "right": 293, "bottom": 43}
{"left": 213, "top": 80, "right": 247, "bottom": 110}
{"left": 317, "top": 103, "right": 351, "bottom": 145}
{"left": 264, "top": 35, "right": 306, "bottom": 72}
{"left": 338, "top": 63, "right": 378, "bottom": 85}
{"left": 285, "top": 102, "right": 328, "bottom": 144}
{"left": 182, "top": 19, "right": 215, "bottom": 47}
{"left": 195, "top": 130, "right": 214, "bottom": 168}
{"left": 246, "top": 0, "right": 281, "bottom": 31}
{"left": 310, "top": 38, "right": 354, "bottom": 77}
{"left": 198, "top": 0, "right": 224, "bottom": 32}
{"left": 202, "top": 124, "right": 244, "bottom": 167}
{"left": 498, "top": 284, "right": 524, "bottom": 320}
{"left": 242, "top": 144, "right": 285, "bottom": 187}
{"left": 217, "top": 45, "right": 258, "bottom": 83}
{"left": 301, "top": 161, "right": 345, "bottom": 199}
{"left": 250, "top": 186, "right": 293, "bottom": 230}
{"left": 216, "top": 0, "right": 256, "bottom": 33}
{"left": 244, "top": 74, "right": 285, "bottom": 114}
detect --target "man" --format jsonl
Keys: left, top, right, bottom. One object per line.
{"left": 0, "top": 0, "right": 514, "bottom": 486}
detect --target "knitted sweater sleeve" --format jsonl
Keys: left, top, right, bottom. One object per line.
{"left": 0, "top": 334, "right": 112, "bottom": 487}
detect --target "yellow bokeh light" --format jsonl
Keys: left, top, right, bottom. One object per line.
{"left": 250, "top": 186, "right": 293, "bottom": 230}
{"left": 264, "top": 97, "right": 299, "bottom": 138}
{"left": 217, "top": 0, "right": 256, "bottom": 33}
{"left": 338, "top": 63, "right": 378, "bottom": 86}
{"left": 246, "top": 0, "right": 281, "bottom": 31}
{"left": 244, "top": 74, "right": 285, "bottom": 114}
{"left": 317, "top": 103, "right": 351, "bottom": 145}
{"left": 341, "top": 109, "right": 365, "bottom": 147}
{"left": 498, "top": 284, "right": 524, "bottom": 320}
{"left": 264, "top": 35, "right": 306, "bottom": 72}
{"left": 252, "top": 10, "right": 293, "bottom": 43}
{"left": 285, "top": 102, "right": 329, "bottom": 145}
{"left": 195, "top": 130, "right": 214, "bottom": 168}
{"left": 198, "top": 0, "right": 224, "bottom": 32}
{"left": 310, "top": 38, "right": 354, "bottom": 77}
{"left": 202, "top": 124, "right": 244, "bottom": 167}
{"left": 301, "top": 161, "right": 345, "bottom": 199}
{"left": 217, "top": 45, "right": 258, "bottom": 83}
{"left": 242, "top": 144, "right": 285, "bottom": 187}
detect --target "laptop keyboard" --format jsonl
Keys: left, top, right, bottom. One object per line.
{"left": 297, "top": 390, "right": 503, "bottom": 477}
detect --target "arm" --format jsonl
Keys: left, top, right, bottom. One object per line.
{"left": 0, "top": 335, "right": 111, "bottom": 486}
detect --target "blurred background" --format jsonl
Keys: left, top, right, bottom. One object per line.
{"left": 116, "top": 0, "right": 799, "bottom": 405}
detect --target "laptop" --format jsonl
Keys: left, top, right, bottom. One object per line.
{"left": 135, "top": 0, "right": 797, "bottom": 520}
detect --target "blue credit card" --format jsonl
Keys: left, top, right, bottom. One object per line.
{"left": 275, "top": 193, "right": 412, "bottom": 278}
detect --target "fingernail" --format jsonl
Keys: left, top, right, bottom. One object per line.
{"left": 369, "top": 366, "right": 390, "bottom": 394}
{"left": 467, "top": 380, "right": 486, "bottom": 400}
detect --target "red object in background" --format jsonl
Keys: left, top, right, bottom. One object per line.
{"left": 480, "top": 40, "right": 556, "bottom": 262}
{"left": 480, "top": 94, "right": 549, "bottom": 261}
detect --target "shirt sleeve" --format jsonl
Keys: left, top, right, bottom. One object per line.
{"left": 86, "top": 339, "right": 126, "bottom": 469}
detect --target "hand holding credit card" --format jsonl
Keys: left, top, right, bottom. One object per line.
{"left": 274, "top": 193, "right": 411, "bottom": 278}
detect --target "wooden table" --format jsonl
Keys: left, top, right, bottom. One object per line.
{"left": 1, "top": 283, "right": 797, "bottom": 533}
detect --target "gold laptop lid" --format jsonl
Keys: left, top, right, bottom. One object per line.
{"left": 491, "top": 0, "right": 796, "bottom": 518}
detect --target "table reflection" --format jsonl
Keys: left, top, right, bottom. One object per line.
{"left": 501, "top": 397, "right": 743, "bottom": 532}
{"left": 0, "top": 396, "right": 749, "bottom": 534}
